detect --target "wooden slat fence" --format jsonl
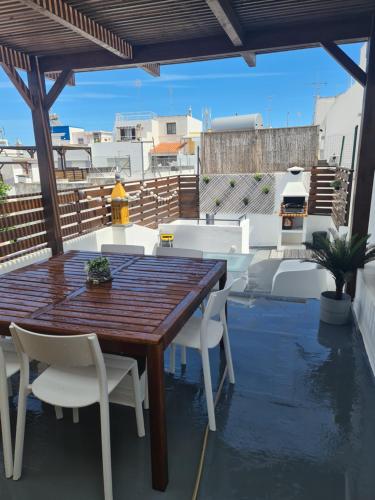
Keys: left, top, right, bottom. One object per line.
{"left": 55, "top": 168, "right": 89, "bottom": 181}
{"left": 0, "top": 175, "right": 199, "bottom": 262}
{"left": 308, "top": 165, "right": 335, "bottom": 215}
{"left": 331, "top": 167, "right": 354, "bottom": 229}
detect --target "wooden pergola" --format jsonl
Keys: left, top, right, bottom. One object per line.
{"left": 0, "top": 0, "right": 375, "bottom": 491}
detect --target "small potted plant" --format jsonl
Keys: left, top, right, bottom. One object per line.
{"left": 262, "top": 185, "right": 270, "bottom": 194}
{"left": 202, "top": 176, "right": 210, "bottom": 184}
{"left": 243, "top": 196, "right": 249, "bottom": 206}
{"left": 229, "top": 179, "right": 236, "bottom": 188}
{"left": 304, "top": 234, "right": 375, "bottom": 324}
{"left": 254, "top": 173, "right": 262, "bottom": 182}
{"left": 215, "top": 198, "right": 221, "bottom": 207}
{"left": 331, "top": 179, "right": 342, "bottom": 191}
{"left": 85, "top": 257, "right": 112, "bottom": 285}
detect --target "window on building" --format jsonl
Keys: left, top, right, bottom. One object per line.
{"left": 166, "top": 122, "right": 176, "bottom": 135}
{"left": 77, "top": 137, "right": 84, "bottom": 145}
{"left": 119, "top": 127, "right": 136, "bottom": 141}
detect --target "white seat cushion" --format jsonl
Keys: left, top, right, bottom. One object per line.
{"left": 32, "top": 354, "right": 136, "bottom": 408}
{"left": 172, "top": 316, "right": 223, "bottom": 350}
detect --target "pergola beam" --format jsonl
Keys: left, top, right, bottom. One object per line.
{"left": 205, "top": 0, "right": 256, "bottom": 67}
{"left": 206, "top": 0, "right": 244, "bottom": 46}
{"left": 0, "top": 63, "right": 34, "bottom": 109}
{"left": 39, "top": 15, "right": 371, "bottom": 73}
{"left": 18, "top": 0, "right": 132, "bottom": 60}
{"left": 321, "top": 41, "right": 367, "bottom": 86}
{"left": 45, "top": 69, "right": 74, "bottom": 109}
{"left": 140, "top": 63, "right": 161, "bottom": 77}
{"left": 45, "top": 71, "right": 75, "bottom": 87}
{"left": 0, "top": 43, "right": 30, "bottom": 71}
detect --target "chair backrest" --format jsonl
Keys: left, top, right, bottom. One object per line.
{"left": 10, "top": 323, "right": 101, "bottom": 368}
{"left": 101, "top": 244, "right": 145, "bottom": 255}
{"left": 156, "top": 246, "right": 203, "bottom": 258}
{"left": 204, "top": 277, "right": 244, "bottom": 320}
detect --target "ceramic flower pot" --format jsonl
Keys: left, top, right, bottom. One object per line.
{"left": 320, "top": 291, "right": 351, "bottom": 325}
{"left": 86, "top": 269, "right": 112, "bottom": 285}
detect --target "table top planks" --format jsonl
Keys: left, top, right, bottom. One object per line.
{"left": 0, "top": 251, "right": 226, "bottom": 349}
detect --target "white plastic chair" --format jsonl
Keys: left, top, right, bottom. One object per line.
{"left": 10, "top": 323, "right": 145, "bottom": 500}
{"left": 0, "top": 338, "right": 20, "bottom": 478}
{"left": 169, "top": 280, "right": 236, "bottom": 431}
{"left": 156, "top": 247, "right": 203, "bottom": 258}
{"left": 101, "top": 244, "right": 145, "bottom": 255}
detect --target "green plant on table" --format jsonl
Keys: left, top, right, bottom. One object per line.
{"left": 202, "top": 176, "right": 210, "bottom": 184}
{"left": 254, "top": 173, "right": 262, "bottom": 182}
{"left": 261, "top": 185, "right": 270, "bottom": 194}
{"left": 85, "top": 257, "right": 112, "bottom": 284}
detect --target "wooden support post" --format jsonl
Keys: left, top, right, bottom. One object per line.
{"left": 27, "top": 56, "right": 63, "bottom": 255}
{"left": 351, "top": 28, "right": 375, "bottom": 241}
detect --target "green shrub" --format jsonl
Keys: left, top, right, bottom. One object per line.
{"left": 215, "top": 198, "right": 221, "bottom": 206}
{"left": 229, "top": 179, "right": 236, "bottom": 188}
{"left": 202, "top": 176, "right": 210, "bottom": 184}
{"left": 254, "top": 173, "right": 262, "bottom": 182}
{"left": 262, "top": 185, "right": 270, "bottom": 194}
{"left": 243, "top": 197, "right": 249, "bottom": 205}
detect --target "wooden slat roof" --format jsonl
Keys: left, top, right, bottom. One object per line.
{"left": 0, "top": 0, "right": 373, "bottom": 71}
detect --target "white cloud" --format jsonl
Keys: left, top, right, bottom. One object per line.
{"left": 77, "top": 71, "right": 285, "bottom": 87}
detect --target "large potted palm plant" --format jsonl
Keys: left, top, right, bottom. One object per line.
{"left": 304, "top": 234, "right": 375, "bottom": 325}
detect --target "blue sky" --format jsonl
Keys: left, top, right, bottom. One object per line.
{"left": 0, "top": 43, "right": 362, "bottom": 144}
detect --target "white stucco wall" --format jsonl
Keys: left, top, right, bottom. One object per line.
{"left": 91, "top": 141, "right": 153, "bottom": 177}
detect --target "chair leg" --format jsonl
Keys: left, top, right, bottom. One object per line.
{"left": 143, "top": 369, "right": 149, "bottom": 410}
{"left": 54, "top": 406, "right": 63, "bottom": 420}
{"left": 200, "top": 348, "right": 216, "bottom": 432}
{"left": 0, "top": 375, "right": 13, "bottom": 478}
{"left": 131, "top": 366, "right": 145, "bottom": 438}
{"left": 7, "top": 379, "right": 13, "bottom": 398}
{"left": 99, "top": 399, "right": 113, "bottom": 500}
{"left": 13, "top": 387, "right": 29, "bottom": 480}
{"left": 181, "top": 346, "right": 187, "bottom": 366}
{"left": 169, "top": 344, "right": 176, "bottom": 374}
{"left": 72, "top": 408, "right": 79, "bottom": 424}
{"left": 222, "top": 320, "right": 235, "bottom": 384}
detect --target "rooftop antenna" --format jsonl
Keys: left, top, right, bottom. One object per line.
{"left": 309, "top": 80, "right": 327, "bottom": 123}
{"left": 286, "top": 111, "right": 290, "bottom": 127}
{"left": 0, "top": 127, "right": 5, "bottom": 140}
{"left": 202, "top": 107, "right": 211, "bottom": 131}
{"left": 134, "top": 79, "right": 142, "bottom": 108}
{"left": 266, "top": 95, "right": 273, "bottom": 128}
{"left": 168, "top": 85, "right": 174, "bottom": 114}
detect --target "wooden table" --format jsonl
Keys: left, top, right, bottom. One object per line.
{"left": 0, "top": 250, "right": 226, "bottom": 491}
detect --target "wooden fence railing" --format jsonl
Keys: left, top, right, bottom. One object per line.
{"left": 308, "top": 164, "right": 335, "bottom": 216}
{"left": 55, "top": 168, "right": 89, "bottom": 181}
{"left": 331, "top": 167, "right": 354, "bottom": 229}
{"left": 0, "top": 175, "right": 200, "bottom": 263}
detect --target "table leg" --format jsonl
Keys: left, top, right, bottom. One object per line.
{"left": 219, "top": 271, "right": 227, "bottom": 350}
{"left": 147, "top": 343, "right": 168, "bottom": 491}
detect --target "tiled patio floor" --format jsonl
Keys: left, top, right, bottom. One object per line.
{"left": 1, "top": 297, "right": 374, "bottom": 500}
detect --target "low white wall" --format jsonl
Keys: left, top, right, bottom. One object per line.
{"left": 63, "top": 225, "right": 159, "bottom": 255}
{"left": 248, "top": 214, "right": 279, "bottom": 247}
{"left": 0, "top": 248, "right": 52, "bottom": 275}
{"left": 158, "top": 219, "right": 250, "bottom": 253}
{"left": 353, "top": 262, "right": 375, "bottom": 376}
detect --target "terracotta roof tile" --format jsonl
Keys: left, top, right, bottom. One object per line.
{"left": 150, "top": 142, "right": 186, "bottom": 154}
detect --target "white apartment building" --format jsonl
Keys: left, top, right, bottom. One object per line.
{"left": 314, "top": 44, "right": 366, "bottom": 169}
{"left": 114, "top": 110, "right": 202, "bottom": 171}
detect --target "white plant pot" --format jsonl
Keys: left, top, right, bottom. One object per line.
{"left": 320, "top": 291, "right": 352, "bottom": 325}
